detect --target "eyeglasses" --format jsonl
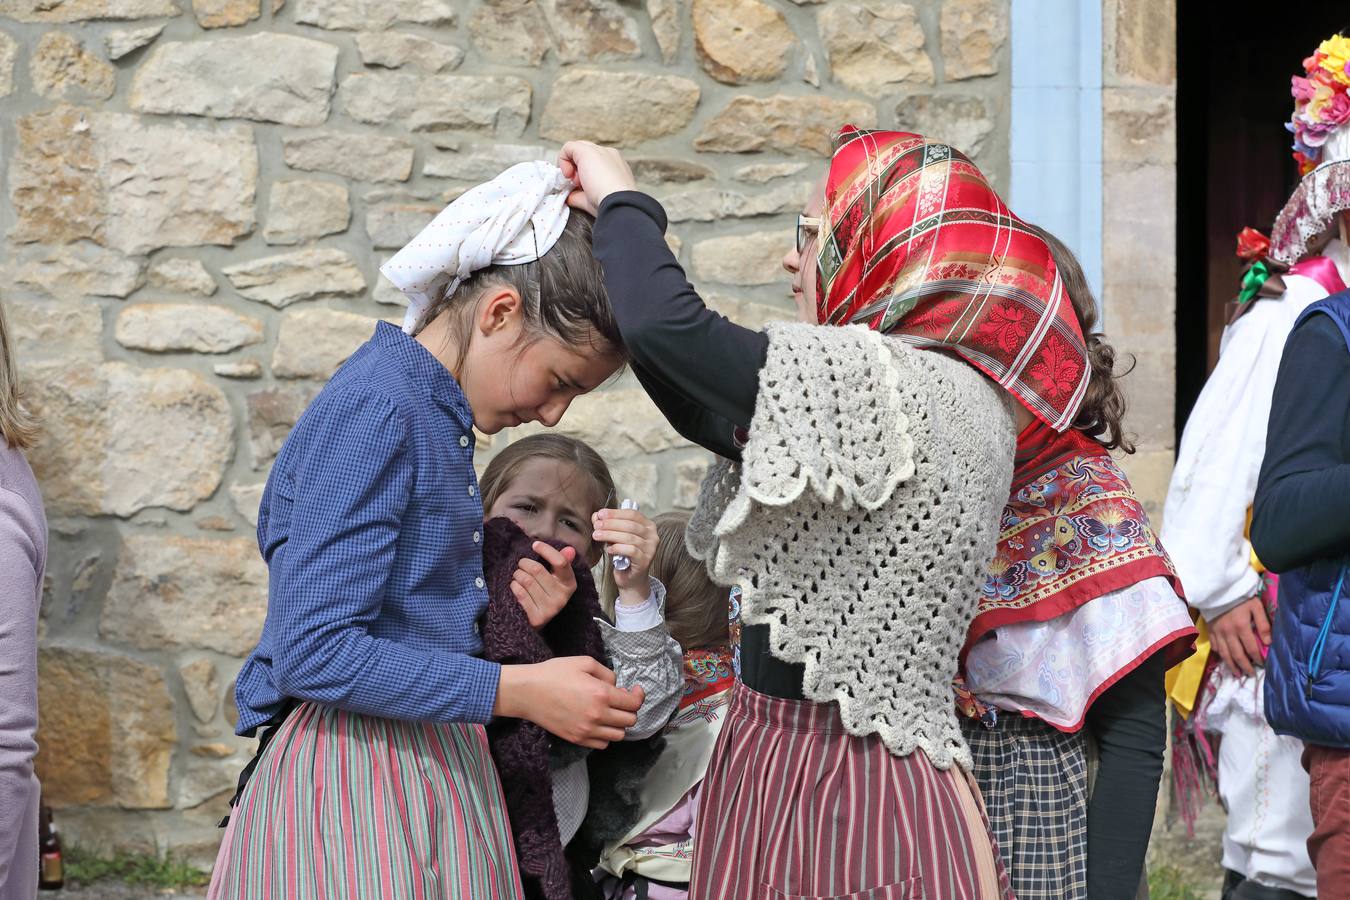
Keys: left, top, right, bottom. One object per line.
{"left": 796, "top": 214, "right": 822, "bottom": 254}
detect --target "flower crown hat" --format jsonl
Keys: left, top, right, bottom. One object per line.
{"left": 1271, "top": 32, "right": 1350, "bottom": 263}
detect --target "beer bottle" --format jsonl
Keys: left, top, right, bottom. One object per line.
{"left": 38, "top": 805, "right": 63, "bottom": 891}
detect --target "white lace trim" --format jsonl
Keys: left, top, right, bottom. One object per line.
{"left": 1271, "top": 160, "right": 1350, "bottom": 264}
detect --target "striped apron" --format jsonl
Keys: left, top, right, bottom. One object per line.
{"left": 690, "top": 682, "right": 1012, "bottom": 900}
{"left": 207, "top": 702, "right": 524, "bottom": 900}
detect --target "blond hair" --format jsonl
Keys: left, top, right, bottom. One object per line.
{"left": 0, "top": 300, "right": 37, "bottom": 450}
{"left": 637, "top": 511, "right": 730, "bottom": 651}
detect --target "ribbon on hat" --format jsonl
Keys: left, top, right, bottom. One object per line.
{"left": 379, "top": 160, "right": 573, "bottom": 334}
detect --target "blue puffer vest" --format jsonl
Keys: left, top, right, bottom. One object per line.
{"left": 1265, "top": 295, "right": 1350, "bottom": 749}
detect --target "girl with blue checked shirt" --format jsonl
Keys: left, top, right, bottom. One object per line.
{"left": 208, "top": 163, "right": 644, "bottom": 900}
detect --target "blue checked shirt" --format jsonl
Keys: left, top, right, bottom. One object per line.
{"left": 234, "top": 322, "right": 498, "bottom": 735}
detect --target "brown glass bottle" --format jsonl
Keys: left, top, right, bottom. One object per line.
{"left": 38, "top": 805, "right": 63, "bottom": 891}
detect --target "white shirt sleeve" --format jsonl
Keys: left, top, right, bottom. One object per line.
{"left": 1161, "top": 281, "right": 1322, "bottom": 621}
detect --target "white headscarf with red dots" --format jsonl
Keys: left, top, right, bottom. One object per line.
{"left": 379, "top": 160, "right": 573, "bottom": 333}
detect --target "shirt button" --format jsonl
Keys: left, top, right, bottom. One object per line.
{"left": 473, "top": 530, "right": 481, "bottom": 544}
{"left": 475, "top": 577, "right": 485, "bottom": 589}
{"left": 467, "top": 484, "right": 476, "bottom": 497}
{"left": 459, "top": 435, "right": 469, "bottom": 448}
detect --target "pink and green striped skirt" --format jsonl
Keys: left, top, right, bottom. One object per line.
{"left": 207, "top": 702, "right": 524, "bottom": 900}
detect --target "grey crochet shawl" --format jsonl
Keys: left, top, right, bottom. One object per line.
{"left": 687, "top": 323, "right": 1016, "bottom": 769}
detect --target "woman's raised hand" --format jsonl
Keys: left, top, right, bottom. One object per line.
{"left": 496, "top": 656, "right": 645, "bottom": 748}
{"left": 558, "top": 141, "right": 637, "bottom": 216}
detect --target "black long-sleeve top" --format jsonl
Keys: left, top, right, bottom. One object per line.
{"left": 1252, "top": 312, "right": 1350, "bottom": 571}
{"left": 592, "top": 191, "right": 807, "bottom": 698}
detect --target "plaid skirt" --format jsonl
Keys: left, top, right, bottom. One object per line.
{"left": 961, "top": 714, "right": 1090, "bottom": 900}
{"left": 690, "top": 682, "right": 1012, "bottom": 900}
{"left": 207, "top": 702, "right": 523, "bottom": 900}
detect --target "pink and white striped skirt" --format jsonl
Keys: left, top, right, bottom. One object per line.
{"left": 690, "top": 682, "right": 1012, "bottom": 900}
{"left": 207, "top": 702, "right": 523, "bottom": 900}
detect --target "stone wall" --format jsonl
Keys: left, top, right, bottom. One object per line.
{"left": 1102, "top": 0, "right": 1177, "bottom": 522}
{"left": 3, "top": 0, "right": 1011, "bottom": 861}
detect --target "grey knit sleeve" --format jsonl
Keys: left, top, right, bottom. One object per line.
{"left": 596, "top": 578, "right": 683, "bottom": 740}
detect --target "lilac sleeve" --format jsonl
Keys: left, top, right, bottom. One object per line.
{"left": 0, "top": 483, "right": 42, "bottom": 894}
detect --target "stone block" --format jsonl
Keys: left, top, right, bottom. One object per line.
{"left": 31, "top": 31, "right": 115, "bottom": 100}
{"left": 1116, "top": 346, "right": 1174, "bottom": 450}
{"left": 630, "top": 158, "right": 715, "bottom": 185}
{"left": 35, "top": 646, "right": 177, "bottom": 808}
{"left": 245, "top": 385, "right": 318, "bottom": 467}
{"left": 673, "top": 457, "right": 710, "bottom": 509}
{"left": 940, "top": 0, "right": 1007, "bottom": 81}
{"left": 705, "top": 291, "right": 795, "bottom": 330}
{"left": 223, "top": 248, "right": 366, "bottom": 307}
{"left": 734, "top": 162, "right": 809, "bottom": 184}
{"left": 147, "top": 257, "right": 216, "bottom": 296}
{"left": 101, "top": 535, "right": 268, "bottom": 656}
{"left": 365, "top": 200, "right": 441, "bottom": 249}
{"left": 1102, "top": 164, "right": 1176, "bottom": 296}
{"left": 356, "top": 31, "right": 464, "bottom": 73}
{"left": 692, "top": 230, "right": 791, "bottom": 285}
{"left": 115, "top": 303, "right": 264, "bottom": 354}
{"left": 11, "top": 242, "right": 143, "bottom": 298}
{"left": 659, "top": 181, "right": 811, "bottom": 223}
{"left": 264, "top": 179, "right": 350, "bottom": 245}
{"left": 0, "top": 30, "right": 15, "bottom": 96}
{"left": 339, "top": 72, "right": 531, "bottom": 136}
{"left": 27, "top": 363, "right": 233, "bottom": 517}
{"left": 7, "top": 298, "right": 103, "bottom": 368}
{"left": 695, "top": 95, "right": 877, "bottom": 155}
{"left": 214, "top": 359, "right": 263, "bottom": 379}
{"left": 1113, "top": 0, "right": 1175, "bottom": 85}
{"left": 1116, "top": 448, "right": 1174, "bottom": 525}
{"left": 272, "top": 308, "right": 383, "bottom": 379}
{"left": 469, "top": 0, "right": 550, "bottom": 65}
{"left": 541, "top": 69, "right": 699, "bottom": 147}
{"left": 424, "top": 144, "right": 552, "bottom": 181}
{"left": 10, "top": 106, "right": 257, "bottom": 254}
{"left": 819, "top": 1, "right": 933, "bottom": 96}
{"left": 282, "top": 132, "right": 415, "bottom": 183}
{"left": 894, "top": 92, "right": 996, "bottom": 158}
{"left": 230, "top": 481, "right": 266, "bottom": 526}
{"left": 192, "top": 0, "right": 259, "bottom": 27}
{"left": 693, "top": 0, "right": 796, "bottom": 85}
{"left": 0, "top": 0, "right": 179, "bottom": 22}
{"left": 105, "top": 24, "right": 163, "bottom": 59}
{"left": 179, "top": 658, "right": 220, "bottom": 723}
{"left": 131, "top": 34, "right": 338, "bottom": 126}
{"left": 294, "top": 0, "right": 455, "bottom": 30}
{"left": 648, "top": 0, "right": 679, "bottom": 63}
{"left": 1103, "top": 88, "right": 1176, "bottom": 165}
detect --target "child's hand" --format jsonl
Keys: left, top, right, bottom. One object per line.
{"left": 496, "top": 657, "right": 645, "bottom": 749}
{"left": 511, "top": 542, "right": 578, "bottom": 629}
{"left": 593, "top": 507, "right": 658, "bottom": 604}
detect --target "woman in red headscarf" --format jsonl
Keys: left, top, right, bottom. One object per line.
{"left": 558, "top": 130, "right": 1113, "bottom": 899}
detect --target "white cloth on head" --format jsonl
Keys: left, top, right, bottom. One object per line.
{"left": 378, "top": 160, "right": 573, "bottom": 333}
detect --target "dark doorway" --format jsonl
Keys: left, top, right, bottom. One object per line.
{"left": 1175, "top": 5, "right": 1348, "bottom": 432}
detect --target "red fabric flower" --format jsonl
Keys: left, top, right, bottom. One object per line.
{"left": 1235, "top": 227, "right": 1271, "bottom": 262}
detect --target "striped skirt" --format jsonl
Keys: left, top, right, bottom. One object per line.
{"left": 690, "top": 682, "right": 1011, "bottom": 900}
{"left": 207, "top": 702, "right": 524, "bottom": 900}
{"left": 961, "top": 714, "right": 1090, "bottom": 900}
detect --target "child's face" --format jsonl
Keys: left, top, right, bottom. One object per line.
{"left": 782, "top": 175, "right": 827, "bottom": 324}
{"left": 486, "top": 459, "right": 602, "bottom": 562}
{"left": 457, "top": 288, "right": 624, "bottom": 434}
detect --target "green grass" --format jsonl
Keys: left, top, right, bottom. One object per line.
{"left": 65, "top": 844, "right": 209, "bottom": 890}
{"left": 1148, "top": 864, "right": 1207, "bottom": 900}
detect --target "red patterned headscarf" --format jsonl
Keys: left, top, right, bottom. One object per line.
{"left": 817, "top": 127, "right": 1090, "bottom": 432}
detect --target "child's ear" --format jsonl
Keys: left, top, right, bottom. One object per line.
{"left": 476, "top": 285, "right": 522, "bottom": 337}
